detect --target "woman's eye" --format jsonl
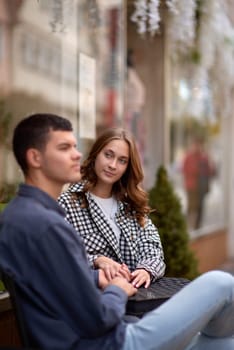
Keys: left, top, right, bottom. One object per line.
{"left": 119, "top": 159, "right": 127, "bottom": 165}
{"left": 105, "top": 152, "right": 112, "bottom": 158}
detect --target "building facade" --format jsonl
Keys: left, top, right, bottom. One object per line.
{"left": 1, "top": 0, "right": 234, "bottom": 271}
{"left": 127, "top": 0, "right": 234, "bottom": 271}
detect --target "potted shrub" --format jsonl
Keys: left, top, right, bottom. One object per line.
{"left": 149, "top": 166, "right": 199, "bottom": 280}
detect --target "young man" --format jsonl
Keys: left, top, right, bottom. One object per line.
{"left": 0, "top": 113, "right": 234, "bottom": 350}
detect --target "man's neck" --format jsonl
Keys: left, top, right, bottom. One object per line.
{"left": 25, "top": 176, "right": 63, "bottom": 200}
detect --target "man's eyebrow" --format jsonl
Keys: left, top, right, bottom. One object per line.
{"left": 57, "top": 141, "right": 76, "bottom": 147}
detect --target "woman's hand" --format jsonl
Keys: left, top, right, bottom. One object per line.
{"left": 94, "top": 256, "right": 131, "bottom": 281}
{"left": 131, "top": 269, "right": 151, "bottom": 288}
{"left": 98, "top": 270, "right": 137, "bottom": 297}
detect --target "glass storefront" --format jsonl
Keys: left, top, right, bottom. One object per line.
{"left": 0, "top": 0, "right": 125, "bottom": 204}
{"left": 169, "top": 62, "right": 225, "bottom": 233}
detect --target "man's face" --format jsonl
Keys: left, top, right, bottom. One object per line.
{"left": 38, "top": 130, "right": 82, "bottom": 186}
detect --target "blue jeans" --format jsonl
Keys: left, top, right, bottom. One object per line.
{"left": 122, "top": 271, "right": 234, "bottom": 350}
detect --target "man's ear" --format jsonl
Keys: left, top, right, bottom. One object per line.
{"left": 26, "top": 148, "right": 42, "bottom": 169}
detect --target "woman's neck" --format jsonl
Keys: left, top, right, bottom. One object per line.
{"left": 90, "top": 184, "right": 112, "bottom": 198}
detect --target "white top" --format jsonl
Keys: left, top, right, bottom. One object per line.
{"left": 90, "top": 194, "right": 121, "bottom": 242}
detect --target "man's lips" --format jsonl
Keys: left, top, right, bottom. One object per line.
{"left": 72, "top": 164, "right": 80, "bottom": 171}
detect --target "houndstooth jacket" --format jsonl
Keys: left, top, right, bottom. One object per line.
{"left": 58, "top": 182, "right": 166, "bottom": 281}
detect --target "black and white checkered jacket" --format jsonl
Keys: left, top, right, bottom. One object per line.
{"left": 58, "top": 182, "right": 166, "bottom": 281}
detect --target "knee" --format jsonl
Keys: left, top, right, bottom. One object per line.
{"left": 200, "top": 270, "right": 234, "bottom": 292}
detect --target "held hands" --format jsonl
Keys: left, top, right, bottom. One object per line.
{"left": 98, "top": 270, "right": 137, "bottom": 296}
{"left": 94, "top": 256, "right": 132, "bottom": 281}
{"left": 96, "top": 256, "right": 151, "bottom": 289}
{"left": 110, "top": 277, "right": 137, "bottom": 297}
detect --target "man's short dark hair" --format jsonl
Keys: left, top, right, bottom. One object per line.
{"left": 13, "top": 113, "right": 73, "bottom": 174}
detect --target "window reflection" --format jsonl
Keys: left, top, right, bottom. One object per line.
{"left": 0, "top": 0, "right": 124, "bottom": 204}
{"left": 181, "top": 137, "right": 216, "bottom": 230}
{"left": 169, "top": 65, "right": 224, "bottom": 232}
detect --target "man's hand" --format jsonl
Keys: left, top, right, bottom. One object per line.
{"left": 131, "top": 269, "right": 151, "bottom": 288}
{"left": 94, "top": 256, "right": 131, "bottom": 281}
{"left": 98, "top": 270, "right": 137, "bottom": 297}
{"left": 98, "top": 269, "right": 110, "bottom": 289}
{"left": 110, "top": 276, "right": 137, "bottom": 297}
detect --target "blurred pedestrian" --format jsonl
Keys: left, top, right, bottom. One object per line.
{"left": 182, "top": 137, "right": 215, "bottom": 229}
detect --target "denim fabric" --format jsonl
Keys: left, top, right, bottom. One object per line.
{"left": 122, "top": 271, "right": 234, "bottom": 350}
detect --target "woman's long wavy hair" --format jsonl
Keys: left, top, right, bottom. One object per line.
{"left": 79, "top": 128, "right": 150, "bottom": 227}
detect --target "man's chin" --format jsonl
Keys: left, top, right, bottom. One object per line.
{"left": 69, "top": 174, "right": 81, "bottom": 183}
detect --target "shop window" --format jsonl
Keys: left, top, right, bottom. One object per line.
{"left": 37, "top": 41, "right": 52, "bottom": 74}
{"left": 169, "top": 64, "right": 225, "bottom": 234}
{"left": 38, "top": 0, "right": 51, "bottom": 12}
{"left": 62, "top": 55, "right": 77, "bottom": 87}
{"left": 0, "top": 0, "right": 125, "bottom": 199}
{"left": 50, "top": 46, "right": 61, "bottom": 80}
{"left": 21, "top": 33, "right": 38, "bottom": 69}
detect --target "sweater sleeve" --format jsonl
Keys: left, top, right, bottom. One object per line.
{"left": 31, "top": 221, "right": 128, "bottom": 338}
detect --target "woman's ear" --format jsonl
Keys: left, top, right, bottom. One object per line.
{"left": 26, "top": 148, "right": 42, "bottom": 169}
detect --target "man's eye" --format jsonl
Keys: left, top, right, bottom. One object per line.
{"left": 59, "top": 146, "right": 69, "bottom": 150}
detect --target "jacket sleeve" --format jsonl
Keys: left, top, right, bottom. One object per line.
{"left": 30, "top": 221, "right": 128, "bottom": 338}
{"left": 58, "top": 193, "right": 104, "bottom": 267}
{"left": 136, "top": 217, "right": 166, "bottom": 282}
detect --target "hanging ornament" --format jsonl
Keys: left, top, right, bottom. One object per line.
{"left": 166, "top": 0, "right": 196, "bottom": 55}
{"left": 131, "top": 0, "right": 234, "bottom": 119}
{"left": 131, "top": 0, "right": 149, "bottom": 35}
{"left": 148, "top": 0, "right": 161, "bottom": 35}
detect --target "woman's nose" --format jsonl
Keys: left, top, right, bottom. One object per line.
{"left": 109, "top": 158, "right": 117, "bottom": 168}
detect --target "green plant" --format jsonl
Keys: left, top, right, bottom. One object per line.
{"left": 149, "top": 166, "right": 199, "bottom": 280}
{"left": 0, "top": 183, "right": 18, "bottom": 203}
{"left": 0, "top": 280, "right": 5, "bottom": 292}
{"left": 0, "top": 99, "right": 12, "bottom": 147}
{"left": 0, "top": 203, "right": 7, "bottom": 212}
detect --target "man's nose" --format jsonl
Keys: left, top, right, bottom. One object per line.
{"left": 73, "top": 149, "right": 82, "bottom": 160}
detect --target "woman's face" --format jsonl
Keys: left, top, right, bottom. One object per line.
{"left": 94, "top": 139, "right": 129, "bottom": 188}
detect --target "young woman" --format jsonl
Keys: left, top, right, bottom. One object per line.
{"left": 58, "top": 128, "right": 165, "bottom": 288}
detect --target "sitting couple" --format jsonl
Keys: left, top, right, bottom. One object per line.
{"left": 0, "top": 113, "right": 234, "bottom": 350}
{"left": 58, "top": 126, "right": 165, "bottom": 289}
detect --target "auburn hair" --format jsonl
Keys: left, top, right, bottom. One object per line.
{"left": 78, "top": 128, "right": 150, "bottom": 227}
